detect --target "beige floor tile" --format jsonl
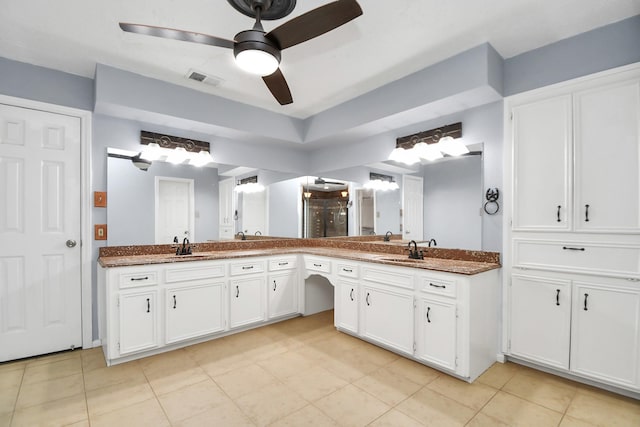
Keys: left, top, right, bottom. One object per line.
{"left": 86, "top": 377, "right": 156, "bottom": 417}
{"left": 426, "top": 374, "right": 497, "bottom": 411}
{"left": 15, "top": 372, "right": 84, "bottom": 409}
{"left": 11, "top": 393, "right": 87, "bottom": 427}
{"left": 480, "top": 391, "right": 563, "bottom": 427}
{"left": 385, "top": 357, "right": 440, "bottom": 385}
{"left": 146, "top": 364, "right": 211, "bottom": 396}
{"left": 353, "top": 367, "right": 422, "bottom": 406}
{"left": 194, "top": 341, "right": 256, "bottom": 378}
{"left": 0, "top": 411, "right": 12, "bottom": 427}
{"left": 213, "top": 363, "right": 279, "bottom": 399}
{"left": 566, "top": 388, "right": 640, "bottom": 427}
{"left": 90, "top": 398, "right": 169, "bottom": 427}
{"left": 83, "top": 360, "right": 145, "bottom": 391}
{"left": 282, "top": 366, "right": 348, "bottom": 402}
{"left": 235, "top": 382, "right": 308, "bottom": 427}
{"left": 559, "top": 415, "right": 598, "bottom": 427}
{"left": 315, "top": 384, "right": 391, "bottom": 427}
{"left": 503, "top": 369, "right": 577, "bottom": 412}
{"left": 369, "top": 409, "right": 425, "bottom": 426}
{"left": 21, "top": 357, "right": 82, "bottom": 385}
{"left": 25, "top": 350, "right": 81, "bottom": 368}
{"left": 466, "top": 412, "right": 512, "bottom": 427}
{"left": 0, "top": 369, "right": 23, "bottom": 411}
{"left": 476, "top": 361, "right": 521, "bottom": 389}
{"left": 139, "top": 348, "right": 197, "bottom": 374}
{"left": 269, "top": 404, "right": 338, "bottom": 427}
{"left": 80, "top": 347, "right": 107, "bottom": 372}
{"left": 0, "top": 360, "right": 26, "bottom": 374}
{"left": 396, "top": 387, "right": 476, "bottom": 427}
{"left": 158, "top": 378, "right": 232, "bottom": 423}
{"left": 319, "top": 350, "right": 382, "bottom": 383}
{"left": 174, "top": 401, "right": 255, "bottom": 427}
{"left": 66, "top": 420, "right": 90, "bottom": 427}
{"left": 257, "top": 350, "right": 319, "bottom": 380}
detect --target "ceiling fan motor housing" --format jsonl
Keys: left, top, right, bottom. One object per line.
{"left": 227, "top": 0, "right": 296, "bottom": 20}
{"left": 234, "top": 30, "right": 282, "bottom": 62}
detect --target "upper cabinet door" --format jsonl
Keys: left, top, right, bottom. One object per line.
{"left": 512, "top": 96, "right": 572, "bottom": 231}
{"left": 574, "top": 81, "right": 640, "bottom": 233}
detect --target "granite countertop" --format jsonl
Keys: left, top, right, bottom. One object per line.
{"left": 98, "top": 242, "right": 500, "bottom": 275}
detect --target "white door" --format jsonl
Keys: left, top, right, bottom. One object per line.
{"left": 229, "top": 276, "right": 266, "bottom": 328}
{"left": 165, "top": 282, "right": 225, "bottom": 344}
{"left": 571, "top": 281, "right": 640, "bottom": 388}
{"left": 512, "top": 96, "right": 572, "bottom": 231}
{"left": 509, "top": 275, "right": 571, "bottom": 370}
{"left": 336, "top": 280, "right": 358, "bottom": 333}
{"left": 155, "top": 177, "right": 194, "bottom": 244}
{"left": 402, "top": 175, "right": 423, "bottom": 241}
{"left": 574, "top": 81, "right": 640, "bottom": 232}
{"left": 0, "top": 104, "right": 82, "bottom": 362}
{"left": 241, "top": 190, "right": 266, "bottom": 235}
{"left": 417, "top": 298, "right": 457, "bottom": 370}
{"left": 268, "top": 272, "right": 297, "bottom": 319}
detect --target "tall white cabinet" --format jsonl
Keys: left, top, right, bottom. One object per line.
{"left": 219, "top": 178, "right": 235, "bottom": 240}
{"left": 504, "top": 64, "right": 640, "bottom": 394}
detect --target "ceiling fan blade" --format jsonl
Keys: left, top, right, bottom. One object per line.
{"left": 262, "top": 69, "right": 293, "bottom": 105}
{"left": 119, "top": 23, "right": 234, "bottom": 49}
{"left": 266, "top": 0, "right": 362, "bottom": 50}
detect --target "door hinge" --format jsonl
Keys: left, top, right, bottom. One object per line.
{"left": 455, "top": 307, "right": 459, "bottom": 318}
{"left": 510, "top": 112, "right": 513, "bottom": 121}
{"left": 413, "top": 342, "right": 416, "bottom": 352}
{"left": 508, "top": 339, "right": 511, "bottom": 351}
{"left": 117, "top": 342, "right": 120, "bottom": 352}
{"left": 455, "top": 356, "right": 458, "bottom": 367}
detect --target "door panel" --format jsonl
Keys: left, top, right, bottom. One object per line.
{"left": 156, "top": 177, "right": 194, "bottom": 244}
{"left": 403, "top": 175, "right": 423, "bottom": 240}
{"left": 0, "top": 104, "right": 82, "bottom": 362}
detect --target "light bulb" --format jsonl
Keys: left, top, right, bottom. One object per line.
{"left": 413, "top": 142, "right": 443, "bottom": 161}
{"left": 235, "top": 49, "right": 279, "bottom": 76}
{"left": 437, "top": 136, "right": 469, "bottom": 156}
{"left": 167, "top": 147, "right": 188, "bottom": 164}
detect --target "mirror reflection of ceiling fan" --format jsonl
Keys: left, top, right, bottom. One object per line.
{"left": 119, "top": 0, "right": 363, "bottom": 105}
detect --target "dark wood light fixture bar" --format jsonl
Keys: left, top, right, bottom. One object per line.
{"left": 396, "top": 122, "right": 462, "bottom": 149}
{"left": 141, "top": 131, "right": 210, "bottom": 153}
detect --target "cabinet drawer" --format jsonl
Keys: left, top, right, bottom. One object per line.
{"left": 362, "top": 267, "right": 413, "bottom": 290}
{"left": 337, "top": 263, "right": 358, "bottom": 278}
{"left": 118, "top": 269, "right": 159, "bottom": 289}
{"left": 419, "top": 276, "right": 456, "bottom": 298}
{"left": 269, "top": 256, "right": 298, "bottom": 271}
{"left": 165, "top": 263, "right": 225, "bottom": 283}
{"left": 305, "top": 257, "right": 331, "bottom": 273}
{"left": 514, "top": 239, "right": 640, "bottom": 277}
{"left": 229, "top": 260, "right": 265, "bottom": 276}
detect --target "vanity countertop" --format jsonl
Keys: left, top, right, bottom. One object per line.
{"left": 98, "top": 240, "right": 500, "bottom": 275}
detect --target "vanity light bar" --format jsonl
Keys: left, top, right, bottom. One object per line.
{"left": 140, "top": 131, "right": 210, "bottom": 153}
{"left": 395, "top": 122, "right": 462, "bottom": 149}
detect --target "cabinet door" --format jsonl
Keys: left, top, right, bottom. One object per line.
{"left": 360, "top": 283, "right": 414, "bottom": 355}
{"left": 416, "top": 298, "right": 457, "bottom": 371}
{"left": 335, "top": 280, "right": 358, "bottom": 334}
{"left": 512, "top": 96, "right": 572, "bottom": 231}
{"left": 509, "top": 275, "right": 571, "bottom": 370}
{"left": 229, "top": 276, "right": 266, "bottom": 329}
{"left": 119, "top": 290, "right": 159, "bottom": 355}
{"left": 574, "top": 81, "right": 640, "bottom": 232}
{"left": 571, "top": 282, "right": 640, "bottom": 388}
{"left": 165, "top": 282, "right": 225, "bottom": 344}
{"left": 268, "top": 272, "right": 298, "bottom": 319}
{"left": 219, "top": 179, "right": 234, "bottom": 226}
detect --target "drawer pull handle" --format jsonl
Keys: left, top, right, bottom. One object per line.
{"left": 366, "top": 292, "right": 370, "bottom": 306}
{"left": 242, "top": 266, "right": 254, "bottom": 270}
{"left": 236, "top": 286, "right": 239, "bottom": 298}
{"left": 585, "top": 204, "right": 590, "bottom": 222}
{"left": 273, "top": 280, "right": 277, "bottom": 291}
{"left": 557, "top": 205, "right": 561, "bottom": 222}
{"left": 146, "top": 298, "right": 150, "bottom": 313}
{"left": 426, "top": 306, "right": 431, "bottom": 323}
{"left": 556, "top": 289, "right": 560, "bottom": 306}
{"left": 313, "top": 263, "right": 322, "bottom": 267}
{"left": 583, "top": 293, "right": 589, "bottom": 311}
{"left": 562, "top": 246, "right": 585, "bottom": 251}
{"left": 350, "top": 288, "right": 354, "bottom": 301}
{"left": 429, "top": 283, "right": 446, "bottom": 289}
{"left": 278, "top": 262, "right": 289, "bottom": 266}
{"left": 131, "top": 276, "right": 149, "bottom": 281}
{"left": 342, "top": 268, "right": 353, "bottom": 273}
{"left": 173, "top": 295, "right": 177, "bottom": 309}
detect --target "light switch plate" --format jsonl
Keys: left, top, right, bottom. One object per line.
{"left": 95, "top": 224, "right": 107, "bottom": 240}
{"left": 94, "top": 191, "right": 107, "bottom": 207}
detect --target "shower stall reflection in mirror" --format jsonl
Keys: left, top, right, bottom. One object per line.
{"left": 302, "top": 187, "right": 349, "bottom": 238}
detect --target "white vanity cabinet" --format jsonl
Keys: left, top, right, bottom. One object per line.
{"left": 360, "top": 267, "right": 415, "bottom": 356}
{"left": 228, "top": 259, "right": 267, "bottom": 329}
{"left": 267, "top": 256, "right": 299, "bottom": 319}
{"left": 119, "top": 288, "right": 159, "bottom": 355}
{"left": 335, "top": 279, "right": 359, "bottom": 334}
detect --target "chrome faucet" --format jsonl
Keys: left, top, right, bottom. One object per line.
{"left": 255, "top": 231, "right": 262, "bottom": 236}
{"left": 176, "top": 237, "right": 192, "bottom": 255}
{"left": 428, "top": 238, "right": 437, "bottom": 247}
{"left": 384, "top": 231, "right": 393, "bottom": 242}
{"left": 407, "top": 240, "right": 424, "bottom": 259}
{"left": 237, "top": 231, "right": 246, "bottom": 240}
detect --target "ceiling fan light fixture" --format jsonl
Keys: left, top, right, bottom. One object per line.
{"left": 235, "top": 49, "right": 279, "bottom": 75}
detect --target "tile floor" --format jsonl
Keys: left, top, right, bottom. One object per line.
{"left": 1, "top": 310, "right": 639, "bottom": 426}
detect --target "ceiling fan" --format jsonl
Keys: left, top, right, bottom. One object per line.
{"left": 119, "top": 0, "right": 363, "bottom": 105}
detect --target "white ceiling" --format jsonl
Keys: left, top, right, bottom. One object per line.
{"left": 1, "top": 0, "right": 638, "bottom": 119}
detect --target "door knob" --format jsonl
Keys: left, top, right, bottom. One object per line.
{"left": 66, "top": 239, "right": 77, "bottom": 248}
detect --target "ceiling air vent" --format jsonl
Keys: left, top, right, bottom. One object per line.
{"left": 186, "top": 69, "right": 222, "bottom": 87}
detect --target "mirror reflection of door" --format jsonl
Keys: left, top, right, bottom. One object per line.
{"left": 356, "top": 188, "right": 375, "bottom": 235}
{"left": 155, "top": 177, "right": 194, "bottom": 244}
{"left": 403, "top": 175, "right": 424, "bottom": 241}
{"left": 241, "top": 190, "right": 267, "bottom": 235}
